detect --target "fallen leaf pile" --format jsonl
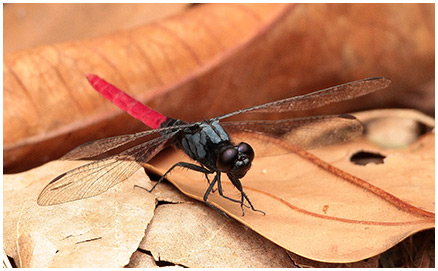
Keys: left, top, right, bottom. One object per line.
{"left": 3, "top": 109, "right": 434, "bottom": 267}
{"left": 3, "top": 3, "right": 434, "bottom": 268}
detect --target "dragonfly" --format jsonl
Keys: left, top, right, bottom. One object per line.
{"left": 38, "top": 75, "right": 390, "bottom": 215}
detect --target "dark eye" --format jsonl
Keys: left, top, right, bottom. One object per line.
{"left": 237, "top": 142, "right": 254, "bottom": 162}
{"left": 217, "top": 147, "right": 238, "bottom": 172}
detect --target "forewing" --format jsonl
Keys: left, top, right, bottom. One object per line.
{"left": 221, "top": 115, "right": 363, "bottom": 156}
{"left": 217, "top": 77, "right": 390, "bottom": 120}
{"left": 37, "top": 134, "right": 175, "bottom": 206}
{"left": 62, "top": 123, "right": 193, "bottom": 160}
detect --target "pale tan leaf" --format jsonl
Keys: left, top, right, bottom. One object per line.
{"left": 140, "top": 203, "right": 295, "bottom": 268}
{"left": 3, "top": 161, "right": 156, "bottom": 268}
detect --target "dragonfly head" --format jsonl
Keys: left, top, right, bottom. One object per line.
{"left": 216, "top": 142, "right": 254, "bottom": 178}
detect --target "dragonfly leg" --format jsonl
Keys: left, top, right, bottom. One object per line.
{"left": 209, "top": 173, "right": 263, "bottom": 216}
{"left": 216, "top": 174, "right": 250, "bottom": 208}
{"left": 228, "top": 176, "right": 265, "bottom": 216}
{"left": 241, "top": 190, "right": 265, "bottom": 215}
{"left": 146, "top": 162, "right": 213, "bottom": 192}
{"left": 202, "top": 173, "right": 226, "bottom": 215}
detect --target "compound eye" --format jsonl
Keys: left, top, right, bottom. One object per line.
{"left": 217, "top": 147, "right": 238, "bottom": 172}
{"left": 237, "top": 142, "right": 254, "bottom": 162}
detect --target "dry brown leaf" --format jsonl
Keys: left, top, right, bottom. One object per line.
{"left": 3, "top": 161, "right": 156, "bottom": 268}
{"left": 139, "top": 203, "right": 295, "bottom": 268}
{"left": 4, "top": 3, "right": 189, "bottom": 54}
{"left": 3, "top": 3, "right": 292, "bottom": 171}
{"left": 287, "top": 252, "right": 380, "bottom": 268}
{"left": 378, "top": 229, "right": 434, "bottom": 267}
{"left": 143, "top": 109, "right": 434, "bottom": 263}
{"left": 4, "top": 3, "right": 434, "bottom": 172}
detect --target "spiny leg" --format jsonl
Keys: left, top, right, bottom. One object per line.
{"left": 240, "top": 190, "right": 265, "bottom": 215}
{"left": 202, "top": 173, "right": 229, "bottom": 217}
{"left": 229, "top": 176, "right": 265, "bottom": 216}
{"left": 139, "top": 161, "right": 213, "bottom": 193}
{"left": 204, "top": 172, "right": 217, "bottom": 193}
{"left": 216, "top": 173, "right": 250, "bottom": 208}
{"left": 136, "top": 161, "right": 264, "bottom": 216}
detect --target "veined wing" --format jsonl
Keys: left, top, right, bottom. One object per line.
{"left": 217, "top": 77, "right": 390, "bottom": 120}
{"left": 221, "top": 114, "right": 363, "bottom": 156}
{"left": 37, "top": 133, "right": 176, "bottom": 206}
{"left": 62, "top": 123, "right": 194, "bottom": 160}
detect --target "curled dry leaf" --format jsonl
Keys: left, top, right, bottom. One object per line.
{"left": 4, "top": 3, "right": 434, "bottom": 172}
{"left": 3, "top": 160, "right": 156, "bottom": 268}
{"left": 354, "top": 108, "right": 436, "bottom": 149}
{"left": 144, "top": 109, "right": 434, "bottom": 263}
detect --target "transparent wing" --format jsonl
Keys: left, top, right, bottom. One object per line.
{"left": 37, "top": 133, "right": 175, "bottom": 206}
{"left": 217, "top": 77, "right": 390, "bottom": 120}
{"left": 62, "top": 123, "right": 194, "bottom": 160}
{"left": 221, "top": 114, "right": 363, "bottom": 156}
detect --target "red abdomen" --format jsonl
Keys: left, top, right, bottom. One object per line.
{"left": 86, "top": 74, "right": 168, "bottom": 130}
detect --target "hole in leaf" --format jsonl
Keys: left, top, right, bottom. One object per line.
{"left": 350, "top": 151, "right": 385, "bottom": 165}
